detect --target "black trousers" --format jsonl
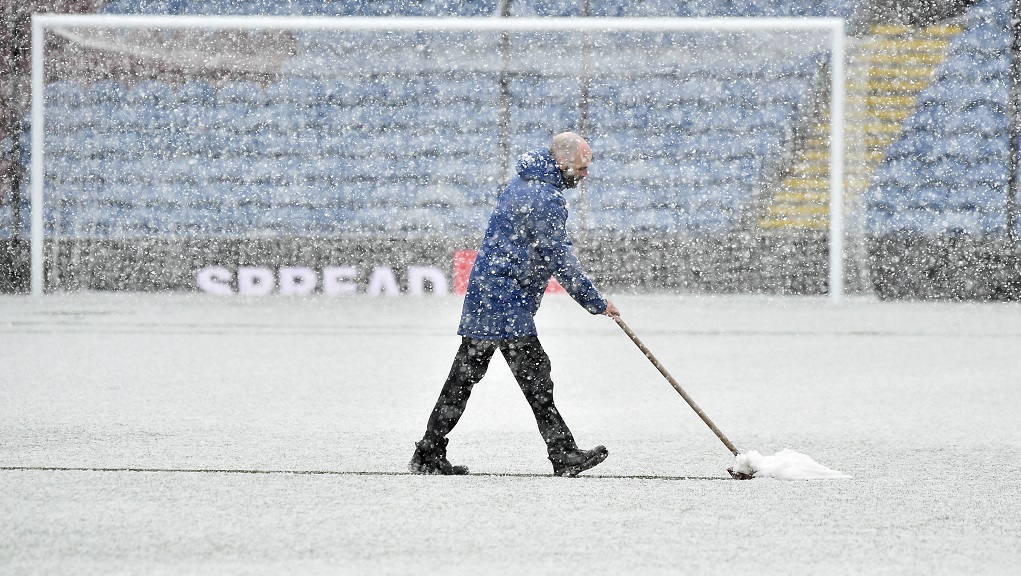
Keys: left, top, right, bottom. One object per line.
{"left": 422, "top": 336, "right": 577, "bottom": 457}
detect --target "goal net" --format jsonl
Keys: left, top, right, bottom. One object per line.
{"left": 29, "top": 15, "right": 845, "bottom": 297}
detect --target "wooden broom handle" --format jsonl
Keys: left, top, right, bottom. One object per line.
{"left": 613, "top": 316, "right": 740, "bottom": 456}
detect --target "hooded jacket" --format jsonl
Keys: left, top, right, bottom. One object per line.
{"left": 458, "top": 149, "right": 607, "bottom": 340}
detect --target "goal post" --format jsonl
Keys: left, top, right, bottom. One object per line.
{"left": 29, "top": 13, "right": 846, "bottom": 298}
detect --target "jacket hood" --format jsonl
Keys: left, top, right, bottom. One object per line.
{"left": 516, "top": 149, "right": 566, "bottom": 189}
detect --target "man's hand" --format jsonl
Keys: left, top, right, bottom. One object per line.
{"left": 603, "top": 300, "right": 620, "bottom": 318}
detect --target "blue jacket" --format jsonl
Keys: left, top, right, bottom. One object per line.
{"left": 458, "top": 149, "right": 607, "bottom": 340}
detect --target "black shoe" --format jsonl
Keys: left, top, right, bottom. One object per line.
{"left": 551, "top": 445, "right": 609, "bottom": 477}
{"left": 408, "top": 439, "right": 469, "bottom": 475}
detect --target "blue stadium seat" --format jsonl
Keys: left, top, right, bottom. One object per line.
{"left": 766, "top": 79, "right": 812, "bottom": 106}
{"left": 969, "top": 136, "right": 1010, "bottom": 162}
{"left": 945, "top": 106, "right": 1007, "bottom": 137}
{"left": 955, "top": 21, "right": 1011, "bottom": 55}
{"left": 349, "top": 207, "right": 393, "bottom": 234}
{"left": 331, "top": 182, "right": 370, "bottom": 210}
{"left": 908, "top": 103, "right": 954, "bottom": 135}
{"left": 511, "top": 0, "right": 583, "bottom": 16}
{"left": 981, "top": 211, "right": 1008, "bottom": 235}
{"left": 600, "top": 185, "right": 659, "bottom": 210}
{"left": 967, "top": 160, "right": 1009, "bottom": 188}
{"left": 265, "top": 77, "right": 324, "bottom": 104}
{"left": 45, "top": 103, "right": 84, "bottom": 133}
{"left": 126, "top": 80, "right": 174, "bottom": 109}
{"left": 102, "top": 0, "right": 187, "bottom": 14}
{"left": 45, "top": 81, "right": 83, "bottom": 108}
{"left": 298, "top": 185, "right": 341, "bottom": 209}
{"left": 304, "top": 157, "right": 347, "bottom": 187}
{"left": 924, "top": 136, "right": 972, "bottom": 161}
{"left": 952, "top": 184, "right": 1004, "bottom": 212}
{"left": 83, "top": 80, "right": 127, "bottom": 109}
{"left": 393, "top": 207, "right": 445, "bottom": 234}
{"left": 908, "top": 186, "right": 947, "bottom": 212}
{"left": 872, "top": 162, "right": 908, "bottom": 192}
{"left": 963, "top": 80, "right": 1009, "bottom": 108}
{"left": 105, "top": 105, "right": 141, "bottom": 131}
{"left": 304, "top": 206, "right": 349, "bottom": 234}
{"left": 449, "top": 182, "right": 488, "bottom": 207}
{"left": 928, "top": 157, "right": 969, "bottom": 186}
{"left": 175, "top": 80, "right": 216, "bottom": 104}
{"left": 77, "top": 158, "right": 106, "bottom": 185}
{"left": 134, "top": 101, "right": 175, "bottom": 132}
{"left": 218, "top": 80, "right": 266, "bottom": 107}
{"left": 108, "top": 130, "right": 147, "bottom": 158}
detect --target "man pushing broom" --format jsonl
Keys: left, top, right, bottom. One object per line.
{"left": 410, "top": 132, "right": 620, "bottom": 477}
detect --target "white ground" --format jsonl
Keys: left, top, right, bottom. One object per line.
{"left": 2, "top": 292, "right": 1020, "bottom": 574}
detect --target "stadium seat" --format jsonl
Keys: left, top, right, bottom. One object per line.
{"left": 953, "top": 184, "right": 1005, "bottom": 212}
{"left": 955, "top": 21, "right": 1011, "bottom": 54}
{"left": 44, "top": 103, "right": 83, "bottom": 133}
{"left": 95, "top": 132, "right": 134, "bottom": 161}
{"left": 348, "top": 207, "right": 392, "bottom": 234}
{"left": 865, "top": 0, "right": 1017, "bottom": 239}
{"left": 218, "top": 80, "right": 266, "bottom": 106}
{"left": 175, "top": 80, "right": 217, "bottom": 105}
{"left": 909, "top": 185, "right": 948, "bottom": 212}
{"left": 83, "top": 80, "right": 127, "bottom": 108}
{"left": 879, "top": 157, "right": 927, "bottom": 185}
{"left": 908, "top": 103, "right": 954, "bottom": 135}
{"left": 179, "top": 0, "right": 225, "bottom": 15}
{"left": 304, "top": 205, "right": 349, "bottom": 233}
{"left": 963, "top": 80, "right": 1009, "bottom": 108}
{"left": 766, "top": 79, "right": 812, "bottom": 107}
{"left": 967, "top": 160, "right": 1009, "bottom": 188}
{"left": 102, "top": 0, "right": 187, "bottom": 15}
{"left": 969, "top": 136, "right": 1010, "bottom": 161}
{"left": 45, "top": 81, "right": 83, "bottom": 108}
{"left": 126, "top": 80, "right": 174, "bottom": 108}
{"left": 265, "top": 77, "right": 323, "bottom": 104}
{"left": 944, "top": 106, "right": 1008, "bottom": 137}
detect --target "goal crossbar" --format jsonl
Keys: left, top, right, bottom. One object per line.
{"left": 29, "top": 14, "right": 846, "bottom": 299}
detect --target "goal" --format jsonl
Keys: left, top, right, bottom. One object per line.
{"left": 28, "top": 14, "right": 846, "bottom": 297}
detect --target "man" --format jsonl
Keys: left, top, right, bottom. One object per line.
{"left": 410, "top": 132, "right": 620, "bottom": 477}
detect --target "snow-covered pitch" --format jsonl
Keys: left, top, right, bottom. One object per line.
{"left": 2, "top": 293, "right": 1019, "bottom": 573}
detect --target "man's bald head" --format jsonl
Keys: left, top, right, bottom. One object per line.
{"left": 550, "top": 132, "right": 592, "bottom": 189}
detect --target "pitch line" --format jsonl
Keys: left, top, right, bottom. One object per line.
{"left": 0, "top": 465, "right": 728, "bottom": 481}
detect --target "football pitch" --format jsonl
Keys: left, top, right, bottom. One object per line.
{"left": 2, "top": 293, "right": 1020, "bottom": 574}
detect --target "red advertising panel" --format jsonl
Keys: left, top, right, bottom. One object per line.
{"left": 453, "top": 251, "right": 565, "bottom": 295}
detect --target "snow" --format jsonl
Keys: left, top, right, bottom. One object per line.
{"left": 731, "top": 448, "right": 851, "bottom": 479}
{"left": 1, "top": 293, "right": 1020, "bottom": 574}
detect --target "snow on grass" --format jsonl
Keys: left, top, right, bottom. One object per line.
{"left": 2, "top": 293, "right": 1021, "bottom": 573}
{"left": 731, "top": 448, "right": 850, "bottom": 480}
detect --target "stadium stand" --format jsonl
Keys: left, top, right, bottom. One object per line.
{"left": 20, "top": 0, "right": 848, "bottom": 242}
{"left": 865, "top": 0, "right": 1013, "bottom": 237}
{"left": 95, "top": 0, "right": 859, "bottom": 18}
{"left": 11, "top": 0, "right": 1018, "bottom": 298}
{"left": 760, "top": 21, "right": 963, "bottom": 231}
